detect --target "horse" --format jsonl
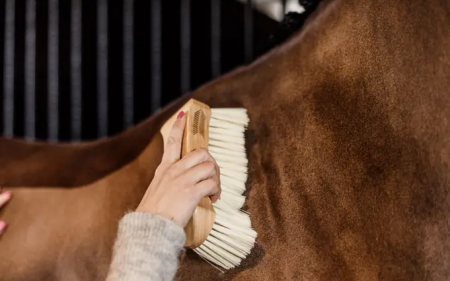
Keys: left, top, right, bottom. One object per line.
{"left": 1, "top": 0, "right": 450, "bottom": 280}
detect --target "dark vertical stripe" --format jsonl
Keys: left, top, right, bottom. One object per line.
{"left": 211, "top": 0, "right": 220, "bottom": 78}
{"left": 36, "top": 0, "right": 48, "bottom": 140}
{"left": 97, "top": 0, "right": 107, "bottom": 137}
{"left": 180, "top": 0, "right": 190, "bottom": 95}
{"left": 3, "top": 0, "right": 15, "bottom": 137}
{"left": 161, "top": 0, "right": 181, "bottom": 107}
{"left": 0, "top": 0, "right": 6, "bottom": 133}
{"left": 133, "top": 0, "right": 150, "bottom": 124}
{"left": 25, "top": 0, "right": 36, "bottom": 140}
{"left": 281, "top": 0, "right": 287, "bottom": 17}
{"left": 58, "top": 0, "right": 71, "bottom": 141}
{"left": 71, "top": 0, "right": 82, "bottom": 141}
{"left": 48, "top": 0, "right": 58, "bottom": 141}
{"left": 13, "top": 0, "right": 25, "bottom": 137}
{"left": 244, "top": 0, "right": 253, "bottom": 63}
{"left": 150, "top": 0, "right": 161, "bottom": 112}
{"left": 107, "top": 0, "right": 123, "bottom": 136}
{"left": 190, "top": 0, "right": 211, "bottom": 92}
{"left": 81, "top": 0, "right": 97, "bottom": 140}
{"left": 123, "top": 0, "right": 134, "bottom": 128}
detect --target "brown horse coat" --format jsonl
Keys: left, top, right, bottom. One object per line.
{"left": 1, "top": 0, "right": 450, "bottom": 280}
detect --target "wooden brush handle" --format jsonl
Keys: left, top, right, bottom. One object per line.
{"left": 182, "top": 99, "right": 216, "bottom": 249}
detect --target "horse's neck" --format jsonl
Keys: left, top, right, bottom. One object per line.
{"left": 87, "top": 133, "right": 166, "bottom": 212}
{"left": 93, "top": 96, "right": 194, "bottom": 197}
{"left": 0, "top": 94, "right": 192, "bottom": 188}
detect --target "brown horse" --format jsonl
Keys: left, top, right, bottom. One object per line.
{"left": 2, "top": 0, "right": 450, "bottom": 280}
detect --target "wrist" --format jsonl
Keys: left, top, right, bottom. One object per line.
{"left": 136, "top": 204, "right": 182, "bottom": 228}
{"left": 118, "top": 212, "right": 186, "bottom": 248}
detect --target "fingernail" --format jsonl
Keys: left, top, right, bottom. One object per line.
{"left": 0, "top": 221, "right": 6, "bottom": 234}
{"left": 177, "top": 111, "right": 185, "bottom": 119}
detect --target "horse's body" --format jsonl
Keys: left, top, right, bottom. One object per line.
{"left": 1, "top": 0, "right": 450, "bottom": 280}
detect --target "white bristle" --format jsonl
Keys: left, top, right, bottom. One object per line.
{"left": 210, "top": 134, "right": 245, "bottom": 145}
{"left": 209, "top": 127, "right": 244, "bottom": 138}
{"left": 210, "top": 109, "right": 250, "bottom": 125}
{"left": 194, "top": 245, "right": 232, "bottom": 270}
{"left": 210, "top": 108, "right": 248, "bottom": 114}
{"left": 220, "top": 177, "right": 246, "bottom": 194}
{"left": 218, "top": 188, "right": 246, "bottom": 209}
{"left": 193, "top": 107, "right": 256, "bottom": 271}
{"left": 209, "top": 118, "right": 246, "bottom": 132}
{"left": 210, "top": 151, "right": 248, "bottom": 165}
{"left": 209, "top": 140, "right": 246, "bottom": 153}
{"left": 219, "top": 168, "right": 248, "bottom": 183}
{"left": 221, "top": 174, "right": 246, "bottom": 191}
{"left": 214, "top": 160, "right": 247, "bottom": 174}
{"left": 206, "top": 235, "right": 246, "bottom": 259}
{"left": 209, "top": 146, "right": 247, "bottom": 158}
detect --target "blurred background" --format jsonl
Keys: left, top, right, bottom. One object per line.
{"left": 0, "top": 0, "right": 304, "bottom": 142}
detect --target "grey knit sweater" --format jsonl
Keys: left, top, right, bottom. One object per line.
{"left": 106, "top": 212, "right": 186, "bottom": 281}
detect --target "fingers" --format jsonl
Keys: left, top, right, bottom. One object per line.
{"left": 161, "top": 111, "right": 186, "bottom": 164}
{"left": 194, "top": 179, "right": 221, "bottom": 203}
{"left": 173, "top": 148, "right": 214, "bottom": 172}
{"left": 182, "top": 160, "right": 219, "bottom": 185}
{"left": 0, "top": 190, "right": 11, "bottom": 208}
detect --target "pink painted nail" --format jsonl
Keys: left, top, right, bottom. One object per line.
{"left": 0, "top": 221, "right": 6, "bottom": 234}
{"left": 177, "top": 111, "right": 185, "bottom": 119}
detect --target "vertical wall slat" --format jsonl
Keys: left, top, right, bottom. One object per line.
{"left": 180, "top": 0, "right": 190, "bottom": 95}
{"left": 3, "top": 0, "right": 15, "bottom": 137}
{"left": 244, "top": 0, "right": 253, "bottom": 63}
{"left": 48, "top": 0, "right": 58, "bottom": 141}
{"left": 25, "top": 0, "right": 36, "bottom": 140}
{"left": 71, "top": 0, "right": 82, "bottom": 141}
{"left": 97, "top": 0, "right": 108, "bottom": 137}
{"left": 211, "top": 0, "right": 221, "bottom": 78}
{"left": 150, "top": 0, "right": 161, "bottom": 112}
{"left": 281, "top": 0, "right": 287, "bottom": 18}
{"left": 123, "top": 0, "right": 134, "bottom": 127}
{"left": 2, "top": 0, "right": 264, "bottom": 140}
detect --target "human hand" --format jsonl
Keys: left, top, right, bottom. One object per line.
{"left": 0, "top": 188, "right": 11, "bottom": 235}
{"left": 136, "top": 111, "right": 221, "bottom": 228}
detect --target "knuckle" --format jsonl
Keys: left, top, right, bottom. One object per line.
{"left": 204, "top": 161, "right": 216, "bottom": 173}
{"left": 165, "top": 166, "right": 177, "bottom": 178}
{"left": 166, "top": 136, "right": 179, "bottom": 147}
{"left": 215, "top": 162, "right": 220, "bottom": 173}
{"left": 208, "top": 179, "right": 218, "bottom": 190}
{"left": 196, "top": 148, "right": 209, "bottom": 159}
{"left": 214, "top": 180, "right": 221, "bottom": 191}
{"left": 207, "top": 180, "right": 220, "bottom": 195}
{"left": 215, "top": 175, "right": 221, "bottom": 185}
{"left": 184, "top": 182, "right": 194, "bottom": 191}
{"left": 188, "top": 187, "right": 200, "bottom": 201}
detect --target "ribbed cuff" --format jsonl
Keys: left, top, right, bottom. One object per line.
{"left": 118, "top": 212, "right": 186, "bottom": 248}
{"left": 106, "top": 212, "right": 186, "bottom": 281}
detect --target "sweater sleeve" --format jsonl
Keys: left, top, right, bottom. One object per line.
{"left": 106, "top": 212, "right": 186, "bottom": 281}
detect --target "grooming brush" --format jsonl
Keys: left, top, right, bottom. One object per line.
{"left": 180, "top": 99, "right": 257, "bottom": 271}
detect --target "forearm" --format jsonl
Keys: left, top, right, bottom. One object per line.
{"left": 106, "top": 212, "right": 186, "bottom": 281}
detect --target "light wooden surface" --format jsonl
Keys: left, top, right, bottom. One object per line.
{"left": 160, "top": 99, "right": 216, "bottom": 249}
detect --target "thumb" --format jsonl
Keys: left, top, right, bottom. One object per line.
{"left": 161, "top": 111, "right": 186, "bottom": 164}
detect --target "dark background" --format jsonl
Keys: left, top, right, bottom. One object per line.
{"left": 0, "top": 0, "right": 285, "bottom": 141}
